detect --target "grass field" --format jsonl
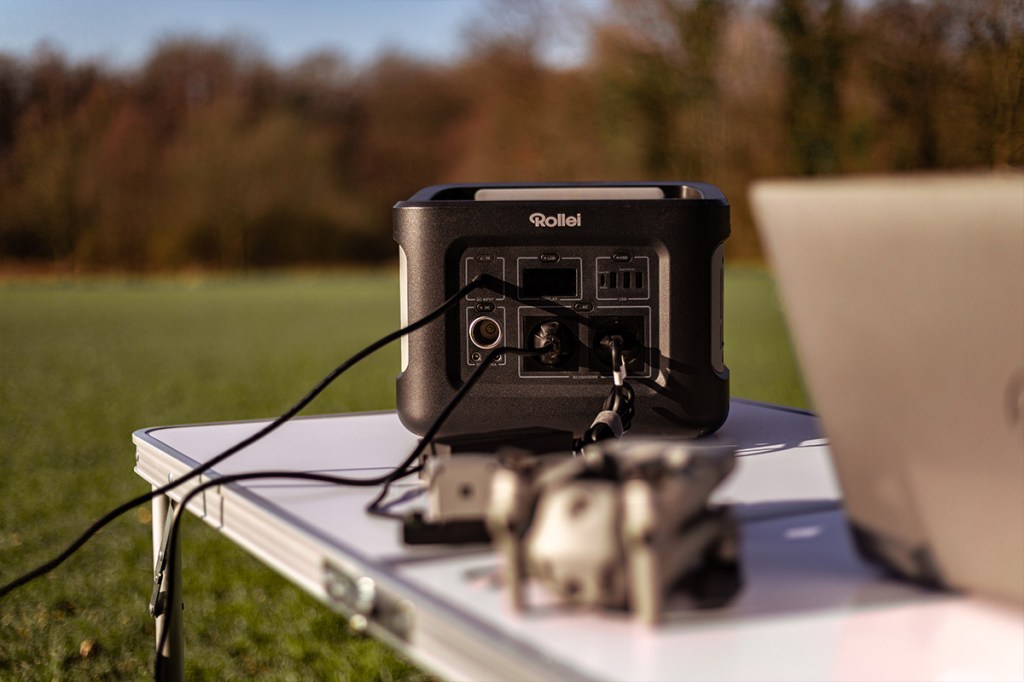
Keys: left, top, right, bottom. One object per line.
{"left": 0, "top": 267, "right": 807, "bottom": 680}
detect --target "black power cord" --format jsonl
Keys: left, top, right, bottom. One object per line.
{"left": 365, "top": 345, "right": 548, "bottom": 518}
{"left": 574, "top": 336, "right": 636, "bottom": 450}
{"left": 0, "top": 275, "right": 501, "bottom": 602}
{"left": 152, "top": 343, "right": 546, "bottom": 680}
{"left": 1, "top": 264, "right": 635, "bottom": 677}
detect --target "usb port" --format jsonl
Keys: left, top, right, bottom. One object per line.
{"left": 635, "top": 272, "right": 643, "bottom": 288}
{"left": 622, "top": 272, "right": 631, "bottom": 288}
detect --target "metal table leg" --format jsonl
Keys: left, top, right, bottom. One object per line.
{"left": 152, "top": 491, "right": 184, "bottom": 682}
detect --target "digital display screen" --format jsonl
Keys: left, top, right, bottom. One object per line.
{"left": 522, "top": 268, "right": 577, "bottom": 298}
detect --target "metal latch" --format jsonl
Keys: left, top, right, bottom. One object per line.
{"left": 322, "top": 560, "right": 413, "bottom": 642}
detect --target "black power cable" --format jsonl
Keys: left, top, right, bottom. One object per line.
{"left": 366, "top": 345, "right": 548, "bottom": 517}
{"left": 1, "top": 264, "right": 636, "bottom": 677}
{"left": 0, "top": 275, "right": 501, "bottom": 601}
{"left": 152, "top": 343, "right": 545, "bottom": 680}
{"left": 574, "top": 336, "right": 636, "bottom": 450}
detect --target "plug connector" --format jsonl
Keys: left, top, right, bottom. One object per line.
{"left": 523, "top": 318, "right": 578, "bottom": 371}
{"left": 591, "top": 318, "right": 644, "bottom": 373}
{"left": 533, "top": 321, "right": 568, "bottom": 366}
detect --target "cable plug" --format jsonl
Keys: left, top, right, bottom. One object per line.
{"left": 532, "top": 321, "right": 571, "bottom": 366}
{"left": 575, "top": 334, "right": 637, "bottom": 450}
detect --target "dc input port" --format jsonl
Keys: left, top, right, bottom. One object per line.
{"left": 469, "top": 316, "right": 502, "bottom": 349}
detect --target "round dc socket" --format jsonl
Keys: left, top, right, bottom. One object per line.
{"left": 469, "top": 316, "right": 502, "bottom": 349}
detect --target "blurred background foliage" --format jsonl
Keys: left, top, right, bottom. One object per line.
{"left": 0, "top": 0, "right": 1021, "bottom": 272}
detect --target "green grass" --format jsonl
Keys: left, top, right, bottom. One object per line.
{"left": 0, "top": 267, "right": 807, "bottom": 680}
{"left": 724, "top": 266, "right": 810, "bottom": 409}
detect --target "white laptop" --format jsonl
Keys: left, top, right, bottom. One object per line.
{"left": 750, "top": 173, "right": 1024, "bottom": 602}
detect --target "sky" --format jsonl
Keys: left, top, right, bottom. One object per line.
{"left": 0, "top": 0, "right": 595, "bottom": 69}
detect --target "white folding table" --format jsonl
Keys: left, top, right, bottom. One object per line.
{"left": 133, "top": 399, "right": 1024, "bottom": 681}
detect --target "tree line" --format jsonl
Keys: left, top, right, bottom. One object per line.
{"left": 0, "top": 0, "right": 1020, "bottom": 271}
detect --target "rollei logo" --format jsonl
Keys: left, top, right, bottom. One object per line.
{"left": 529, "top": 212, "right": 582, "bottom": 228}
